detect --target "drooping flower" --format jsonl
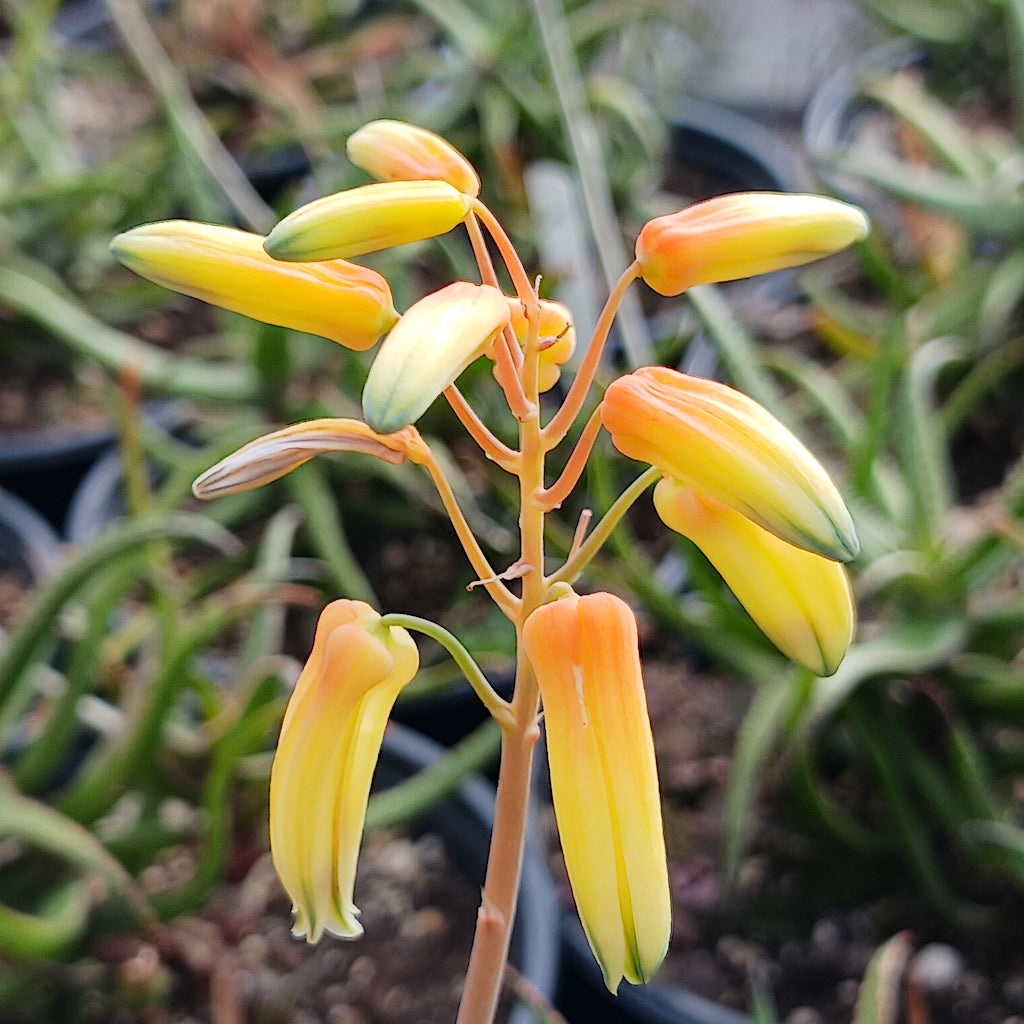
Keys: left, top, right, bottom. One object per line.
{"left": 362, "top": 282, "right": 510, "bottom": 433}
{"left": 654, "top": 479, "right": 855, "bottom": 675}
{"left": 347, "top": 119, "right": 481, "bottom": 197}
{"left": 192, "top": 418, "right": 428, "bottom": 499}
{"left": 601, "top": 366, "right": 859, "bottom": 562}
{"left": 635, "top": 192, "right": 869, "bottom": 296}
{"left": 269, "top": 600, "right": 419, "bottom": 942}
{"left": 523, "top": 590, "right": 670, "bottom": 992}
{"left": 490, "top": 296, "right": 576, "bottom": 393}
{"left": 111, "top": 221, "right": 398, "bottom": 350}
{"left": 264, "top": 180, "right": 473, "bottom": 262}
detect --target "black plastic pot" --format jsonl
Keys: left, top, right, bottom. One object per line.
{"left": 375, "top": 723, "right": 561, "bottom": 1024}
{"left": 0, "top": 484, "right": 62, "bottom": 587}
{"left": 802, "top": 36, "right": 927, "bottom": 210}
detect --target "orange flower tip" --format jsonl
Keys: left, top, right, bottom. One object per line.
{"left": 110, "top": 220, "right": 398, "bottom": 351}
{"left": 635, "top": 192, "right": 869, "bottom": 296}
{"left": 654, "top": 479, "right": 856, "bottom": 676}
{"left": 601, "top": 366, "right": 860, "bottom": 563}
{"left": 347, "top": 119, "right": 481, "bottom": 197}
{"left": 264, "top": 180, "right": 474, "bottom": 262}
{"left": 191, "top": 419, "right": 417, "bottom": 499}
{"left": 362, "top": 282, "right": 509, "bottom": 433}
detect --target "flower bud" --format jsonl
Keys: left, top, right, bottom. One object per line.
{"left": 654, "top": 479, "right": 855, "bottom": 675}
{"left": 523, "top": 591, "right": 670, "bottom": 991}
{"left": 635, "top": 192, "right": 869, "bottom": 296}
{"left": 192, "top": 418, "right": 427, "bottom": 499}
{"left": 270, "top": 600, "right": 419, "bottom": 942}
{"left": 490, "top": 297, "right": 576, "bottom": 393}
{"left": 264, "top": 180, "right": 473, "bottom": 262}
{"left": 111, "top": 221, "right": 398, "bottom": 350}
{"left": 362, "top": 282, "right": 510, "bottom": 433}
{"left": 347, "top": 119, "right": 480, "bottom": 197}
{"left": 602, "top": 366, "right": 859, "bottom": 562}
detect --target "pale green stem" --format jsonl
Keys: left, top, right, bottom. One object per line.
{"left": 548, "top": 465, "right": 662, "bottom": 586}
{"left": 381, "top": 614, "right": 514, "bottom": 727}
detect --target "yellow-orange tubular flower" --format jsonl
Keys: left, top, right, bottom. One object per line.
{"left": 654, "top": 479, "right": 855, "bottom": 675}
{"left": 110, "top": 221, "right": 398, "bottom": 351}
{"left": 523, "top": 591, "right": 670, "bottom": 992}
{"left": 490, "top": 296, "right": 576, "bottom": 393}
{"left": 264, "top": 180, "right": 473, "bottom": 262}
{"left": 602, "top": 367, "right": 859, "bottom": 563}
{"left": 362, "top": 282, "right": 510, "bottom": 434}
{"left": 191, "top": 418, "right": 428, "bottom": 499}
{"left": 270, "top": 600, "right": 419, "bottom": 942}
{"left": 635, "top": 192, "right": 869, "bottom": 296}
{"left": 347, "top": 119, "right": 480, "bottom": 197}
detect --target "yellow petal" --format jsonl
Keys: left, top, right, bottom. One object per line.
{"left": 362, "top": 282, "right": 510, "bottom": 433}
{"left": 191, "top": 418, "right": 428, "bottom": 499}
{"left": 269, "top": 600, "right": 419, "bottom": 942}
{"left": 523, "top": 591, "right": 670, "bottom": 991}
{"left": 635, "top": 192, "right": 869, "bottom": 296}
{"left": 347, "top": 119, "right": 480, "bottom": 197}
{"left": 490, "top": 296, "right": 576, "bottom": 393}
{"left": 654, "top": 479, "right": 855, "bottom": 675}
{"left": 601, "top": 366, "right": 859, "bottom": 562}
{"left": 264, "top": 180, "right": 473, "bottom": 262}
{"left": 110, "top": 221, "right": 398, "bottom": 350}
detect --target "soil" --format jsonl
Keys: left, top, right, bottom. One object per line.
{"left": 545, "top": 656, "right": 1024, "bottom": 1024}
{"left": 31, "top": 829, "right": 509, "bottom": 1024}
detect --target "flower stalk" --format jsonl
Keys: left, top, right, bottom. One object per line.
{"left": 113, "top": 119, "right": 868, "bottom": 1024}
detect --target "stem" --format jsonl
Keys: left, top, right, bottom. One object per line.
{"left": 543, "top": 262, "right": 641, "bottom": 446}
{"left": 470, "top": 200, "right": 538, "bottom": 310}
{"left": 457, "top": 246, "right": 549, "bottom": 1024}
{"left": 456, "top": 660, "right": 540, "bottom": 1024}
{"left": 444, "top": 384, "right": 520, "bottom": 471}
{"left": 380, "top": 614, "right": 514, "bottom": 726}
{"left": 465, "top": 212, "right": 531, "bottom": 420}
{"left": 537, "top": 405, "right": 602, "bottom": 511}
{"left": 549, "top": 465, "right": 661, "bottom": 586}
{"left": 419, "top": 452, "right": 519, "bottom": 619}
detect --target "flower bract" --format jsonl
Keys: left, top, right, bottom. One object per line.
{"left": 269, "top": 600, "right": 419, "bottom": 942}
{"left": 523, "top": 590, "right": 670, "bottom": 992}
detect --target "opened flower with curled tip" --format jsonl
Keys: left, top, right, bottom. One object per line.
{"left": 111, "top": 117, "right": 868, "bottom": 1024}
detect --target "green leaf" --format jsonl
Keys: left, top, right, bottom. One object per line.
{"left": 852, "top": 931, "right": 913, "bottom": 1024}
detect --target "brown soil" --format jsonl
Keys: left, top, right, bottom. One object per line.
{"left": 546, "top": 656, "right": 1024, "bottom": 1024}
{"left": 37, "top": 829, "right": 507, "bottom": 1024}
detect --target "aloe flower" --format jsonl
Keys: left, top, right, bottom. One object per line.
{"left": 192, "top": 419, "right": 427, "bottom": 499}
{"left": 270, "top": 600, "right": 419, "bottom": 942}
{"left": 523, "top": 590, "right": 670, "bottom": 992}
{"left": 654, "top": 479, "right": 855, "bottom": 675}
{"left": 347, "top": 119, "right": 481, "bottom": 197}
{"left": 635, "top": 192, "right": 869, "bottom": 296}
{"left": 110, "top": 221, "right": 398, "bottom": 350}
{"left": 264, "top": 180, "right": 473, "bottom": 262}
{"left": 362, "top": 282, "right": 510, "bottom": 433}
{"left": 601, "top": 366, "right": 859, "bottom": 562}
{"left": 490, "top": 296, "right": 576, "bottom": 393}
